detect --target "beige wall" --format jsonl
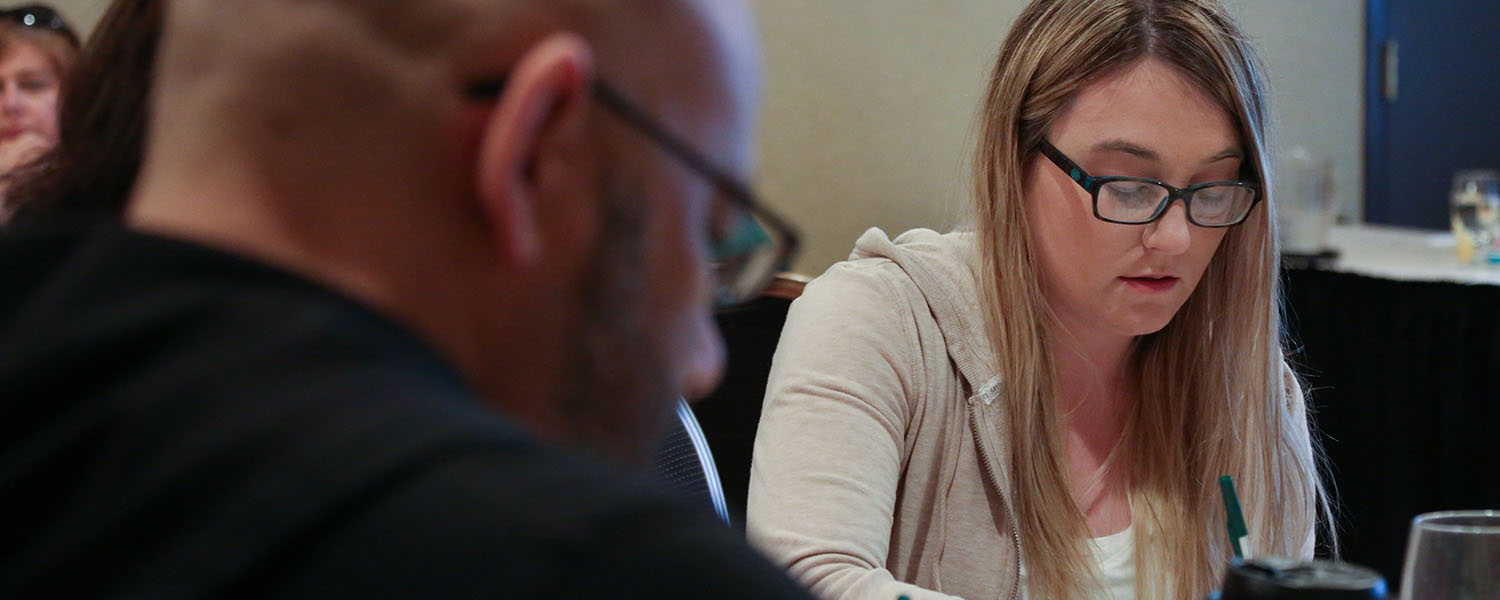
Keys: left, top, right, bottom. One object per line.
{"left": 33, "top": 0, "right": 110, "bottom": 38}
{"left": 1235, "top": 0, "right": 1365, "bottom": 224}
{"left": 36, "top": 0, "right": 1364, "bottom": 277}
{"left": 755, "top": 0, "right": 1366, "bottom": 275}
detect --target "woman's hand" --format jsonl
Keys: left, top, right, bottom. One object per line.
{"left": 0, "top": 131, "right": 53, "bottom": 175}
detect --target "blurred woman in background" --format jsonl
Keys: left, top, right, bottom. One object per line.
{"left": 0, "top": 3, "right": 77, "bottom": 218}
{"left": 5, "top": 0, "right": 156, "bottom": 226}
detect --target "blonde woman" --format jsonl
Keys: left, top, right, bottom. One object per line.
{"left": 746, "top": 0, "right": 1334, "bottom": 598}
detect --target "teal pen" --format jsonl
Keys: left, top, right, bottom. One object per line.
{"left": 1218, "top": 475, "right": 1250, "bottom": 559}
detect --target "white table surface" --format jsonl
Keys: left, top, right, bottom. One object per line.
{"left": 1321, "top": 224, "right": 1500, "bottom": 286}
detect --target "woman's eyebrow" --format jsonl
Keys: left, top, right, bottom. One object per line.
{"left": 1093, "top": 139, "right": 1245, "bottom": 165}
{"left": 1092, "top": 139, "right": 1158, "bottom": 160}
{"left": 1206, "top": 147, "right": 1244, "bottom": 163}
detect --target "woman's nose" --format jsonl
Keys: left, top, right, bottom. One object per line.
{"left": 0, "top": 86, "right": 23, "bottom": 115}
{"left": 1142, "top": 201, "right": 1192, "bottom": 254}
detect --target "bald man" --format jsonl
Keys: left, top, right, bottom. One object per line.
{"left": 0, "top": 0, "right": 812, "bottom": 597}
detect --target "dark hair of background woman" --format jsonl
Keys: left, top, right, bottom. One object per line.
{"left": 7, "top": 0, "right": 159, "bottom": 227}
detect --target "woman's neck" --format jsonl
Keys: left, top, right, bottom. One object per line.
{"left": 1051, "top": 326, "right": 1136, "bottom": 421}
{"left": 1051, "top": 324, "right": 1138, "bottom": 530}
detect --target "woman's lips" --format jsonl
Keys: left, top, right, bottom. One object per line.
{"left": 1122, "top": 276, "right": 1179, "bottom": 293}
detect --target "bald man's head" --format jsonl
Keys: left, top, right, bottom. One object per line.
{"left": 131, "top": 0, "right": 761, "bottom": 464}
{"left": 140, "top": 0, "right": 758, "bottom": 215}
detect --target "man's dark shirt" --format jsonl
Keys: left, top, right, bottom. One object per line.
{"left": 0, "top": 227, "right": 813, "bottom": 598}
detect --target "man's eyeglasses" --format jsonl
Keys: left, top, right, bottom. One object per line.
{"left": 468, "top": 77, "right": 800, "bottom": 309}
{"left": 1038, "top": 139, "right": 1261, "bottom": 227}
{"left": 0, "top": 4, "right": 79, "bottom": 48}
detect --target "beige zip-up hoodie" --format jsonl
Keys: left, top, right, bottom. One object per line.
{"left": 748, "top": 228, "right": 1023, "bottom": 600}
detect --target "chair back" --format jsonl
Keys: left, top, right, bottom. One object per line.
{"left": 650, "top": 398, "right": 730, "bottom": 523}
{"left": 690, "top": 273, "right": 807, "bottom": 529}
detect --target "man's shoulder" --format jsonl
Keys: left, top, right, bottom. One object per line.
{"left": 269, "top": 443, "right": 808, "bottom": 597}
{"left": 0, "top": 229, "right": 813, "bottom": 599}
{"left": 215, "top": 404, "right": 816, "bottom": 598}
{"left": 0, "top": 226, "right": 469, "bottom": 399}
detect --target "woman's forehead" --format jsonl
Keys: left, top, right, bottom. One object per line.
{"left": 1052, "top": 59, "right": 1241, "bottom": 161}
{"left": 0, "top": 39, "right": 54, "bottom": 69}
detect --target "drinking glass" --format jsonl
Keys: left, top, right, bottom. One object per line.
{"left": 1449, "top": 171, "right": 1500, "bottom": 263}
{"left": 1398, "top": 510, "right": 1500, "bottom": 599}
{"left": 1277, "top": 147, "right": 1338, "bottom": 254}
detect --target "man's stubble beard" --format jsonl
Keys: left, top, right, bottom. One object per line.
{"left": 556, "top": 171, "right": 680, "bottom": 466}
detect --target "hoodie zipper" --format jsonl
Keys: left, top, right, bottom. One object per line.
{"left": 968, "top": 398, "right": 1023, "bottom": 600}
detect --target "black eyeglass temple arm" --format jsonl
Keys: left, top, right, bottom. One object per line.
{"left": 466, "top": 75, "right": 801, "bottom": 261}
{"left": 1037, "top": 140, "right": 1093, "bottom": 187}
{"left": 587, "top": 80, "right": 765, "bottom": 211}
{"left": 466, "top": 77, "right": 757, "bottom": 211}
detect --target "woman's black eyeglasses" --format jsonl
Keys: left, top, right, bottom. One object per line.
{"left": 1038, "top": 139, "right": 1261, "bottom": 227}
{"left": 468, "top": 76, "right": 801, "bottom": 308}
{"left": 0, "top": 4, "right": 79, "bottom": 48}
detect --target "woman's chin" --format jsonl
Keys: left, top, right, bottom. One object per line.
{"left": 1112, "top": 310, "right": 1181, "bottom": 338}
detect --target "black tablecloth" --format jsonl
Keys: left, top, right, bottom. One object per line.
{"left": 695, "top": 270, "right": 1499, "bottom": 586}
{"left": 1284, "top": 266, "right": 1500, "bottom": 587}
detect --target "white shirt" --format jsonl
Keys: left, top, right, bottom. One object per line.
{"left": 1019, "top": 524, "right": 1136, "bottom": 599}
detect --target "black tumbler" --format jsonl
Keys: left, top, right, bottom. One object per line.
{"left": 1215, "top": 557, "right": 1388, "bottom": 599}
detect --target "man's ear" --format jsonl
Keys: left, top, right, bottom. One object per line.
{"left": 474, "top": 33, "right": 595, "bottom": 266}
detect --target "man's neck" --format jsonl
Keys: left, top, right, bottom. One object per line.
{"left": 131, "top": 160, "right": 486, "bottom": 379}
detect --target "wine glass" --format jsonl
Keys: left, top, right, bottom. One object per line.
{"left": 1398, "top": 510, "right": 1500, "bottom": 599}
{"left": 1450, "top": 171, "right": 1500, "bottom": 264}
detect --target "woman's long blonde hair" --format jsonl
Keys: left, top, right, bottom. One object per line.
{"left": 971, "top": 0, "right": 1334, "bottom": 597}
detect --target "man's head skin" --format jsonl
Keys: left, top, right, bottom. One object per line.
{"left": 127, "top": 0, "right": 761, "bottom": 464}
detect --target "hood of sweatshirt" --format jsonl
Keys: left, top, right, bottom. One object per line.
{"left": 848, "top": 227, "right": 999, "bottom": 397}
